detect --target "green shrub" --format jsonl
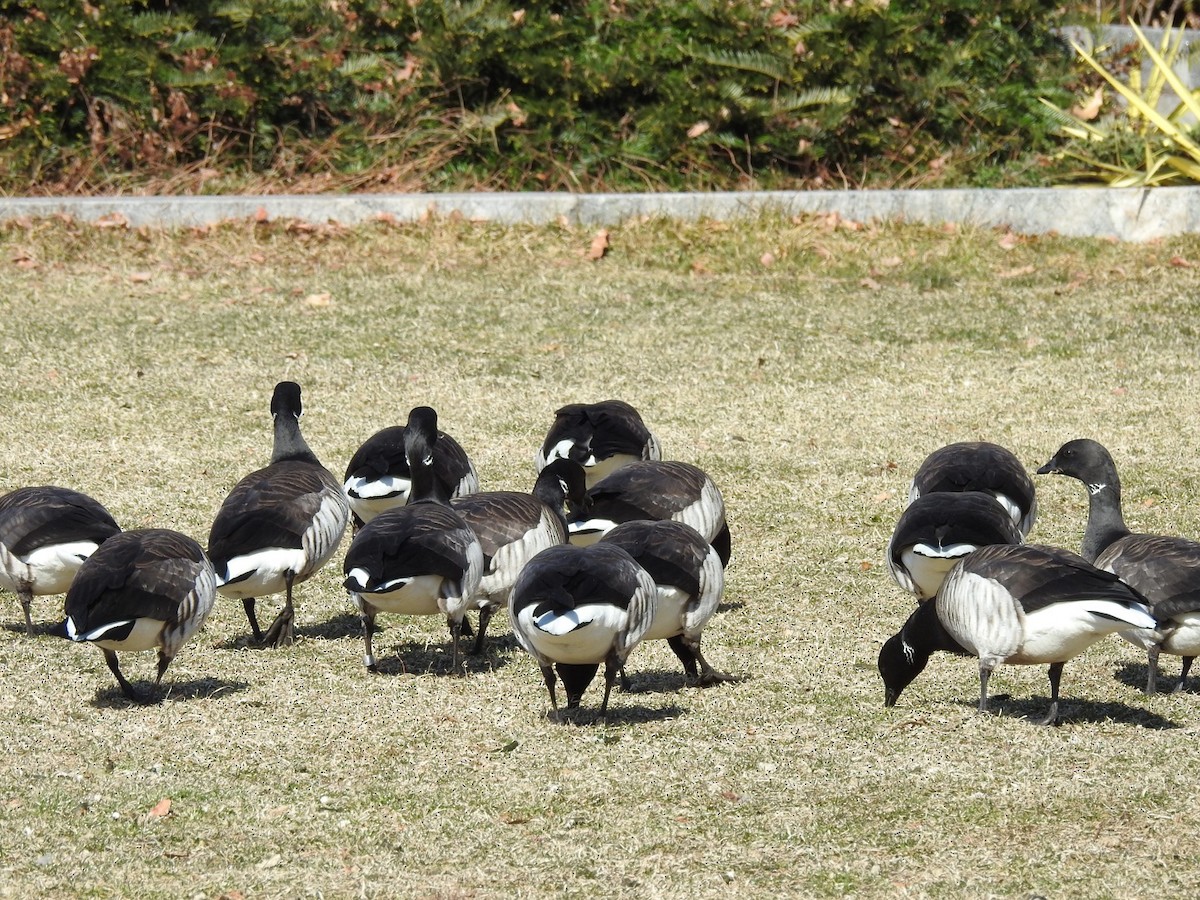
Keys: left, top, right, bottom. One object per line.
{"left": 0, "top": 0, "right": 1079, "bottom": 192}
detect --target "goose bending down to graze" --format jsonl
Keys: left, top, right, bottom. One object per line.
{"left": 878, "top": 543, "right": 1155, "bottom": 725}
{"left": 450, "top": 458, "right": 588, "bottom": 656}
{"left": 1038, "top": 438, "right": 1200, "bottom": 693}
{"left": 343, "top": 406, "right": 484, "bottom": 674}
{"left": 887, "top": 491, "right": 1024, "bottom": 602}
{"left": 207, "top": 382, "right": 350, "bottom": 648}
{"left": 536, "top": 400, "right": 661, "bottom": 489}
{"left": 909, "top": 441, "right": 1038, "bottom": 537}
{"left": 0, "top": 486, "right": 121, "bottom": 634}
{"left": 59, "top": 529, "right": 216, "bottom": 703}
{"left": 599, "top": 519, "right": 735, "bottom": 686}
{"left": 509, "top": 542, "right": 657, "bottom": 723}
{"left": 343, "top": 418, "right": 478, "bottom": 528}
{"left": 567, "top": 460, "right": 731, "bottom": 567}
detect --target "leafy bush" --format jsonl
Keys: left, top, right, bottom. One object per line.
{"left": 0, "top": 0, "right": 1079, "bottom": 192}
{"left": 1043, "top": 24, "right": 1200, "bottom": 185}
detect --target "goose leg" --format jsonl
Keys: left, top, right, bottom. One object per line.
{"left": 1036, "top": 662, "right": 1065, "bottom": 727}
{"left": 262, "top": 573, "right": 296, "bottom": 648}
{"left": 540, "top": 664, "right": 559, "bottom": 712}
{"left": 19, "top": 588, "right": 35, "bottom": 636}
{"left": 103, "top": 649, "right": 145, "bottom": 703}
{"left": 977, "top": 664, "right": 993, "bottom": 714}
{"left": 242, "top": 598, "right": 264, "bottom": 643}
{"left": 670, "top": 634, "right": 737, "bottom": 686}
{"left": 1175, "top": 656, "right": 1195, "bottom": 694}
{"left": 597, "top": 652, "right": 621, "bottom": 726}
{"left": 1146, "top": 646, "right": 1160, "bottom": 695}
{"left": 360, "top": 605, "right": 378, "bottom": 671}
{"left": 470, "top": 604, "right": 494, "bottom": 656}
{"left": 155, "top": 651, "right": 172, "bottom": 689}
{"left": 448, "top": 617, "right": 464, "bottom": 675}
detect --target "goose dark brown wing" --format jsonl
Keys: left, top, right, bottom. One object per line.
{"left": 209, "top": 460, "right": 341, "bottom": 560}
{"left": 1098, "top": 534, "right": 1200, "bottom": 619}
{"left": 0, "top": 486, "right": 120, "bottom": 555}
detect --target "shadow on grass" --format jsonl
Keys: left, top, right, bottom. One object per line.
{"left": 1112, "top": 660, "right": 1195, "bottom": 695}
{"left": 980, "top": 693, "right": 1179, "bottom": 729}
{"left": 716, "top": 600, "right": 746, "bottom": 615}
{"left": 542, "top": 702, "right": 688, "bottom": 727}
{"left": 358, "top": 633, "right": 521, "bottom": 677}
{"left": 619, "top": 666, "right": 752, "bottom": 694}
{"left": 89, "top": 677, "right": 250, "bottom": 709}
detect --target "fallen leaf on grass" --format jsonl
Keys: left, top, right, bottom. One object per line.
{"left": 860, "top": 277, "right": 881, "bottom": 290}
{"left": 148, "top": 797, "right": 172, "bottom": 818}
{"left": 1170, "top": 255, "right": 1193, "bottom": 268}
{"left": 760, "top": 251, "right": 776, "bottom": 267}
{"left": 687, "top": 121, "right": 710, "bottom": 139}
{"left": 129, "top": 272, "right": 152, "bottom": 283}
{"left": 94, "top": 213, "right": 128, "bottom": 229}
{"left": 585, "top": 229, "right": 610, "bottom": 261}
{"left": 997, "top": 232, "right": 1020, "bottom": 250}
{"left": 997, "top": 265, "right": 1036, "bottom": 279}
{"left": 303, "top": 292, "right": 332, "bottom": 308}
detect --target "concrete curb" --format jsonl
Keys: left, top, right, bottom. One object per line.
{"left": 3, "top": 187, "right": 1200, "bottom": 241}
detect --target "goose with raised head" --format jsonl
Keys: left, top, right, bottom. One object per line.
{"left": 567, "top": 460, "right": 731, "bottom": 567}
{"left": 1038, "top": 438, "right": 1200, "bottom": 693}
{"left": 207, "top": 382, "right": 350, "bottom": 648}
{"left": 878, "top": 542, "right": 1155, "bottom": 725}
{"left": 0, "top": 486, "right": 121, "bottom": 634}
{"left": 450, "top": 458, "right": 587, "bottom": 656}
{"left": 887, "top": 491, "right": 1024, "bottom": 602}
{"left": 343, "top": 418, "right": 478, "bottom": 528}
{"left": 59, "top": 529, "right": 216, "bottom": 703}
{"left": 536, "top": 400, "right": 661, "bottom": 489}
{"left": 342, "top": 406, "right": 484, "bottom": 674}
{"left": 599, "top": 519, "right": 735, "bottom": 686}
{"left": 509, "top": 541, "right": 657, "bottom": 723}
{"left": 909, "top": 441, "right": 1038, "bottom": 537}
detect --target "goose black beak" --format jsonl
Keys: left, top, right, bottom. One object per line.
{"left": 1035, "top": 459, "right": 1059, "bottom": 475}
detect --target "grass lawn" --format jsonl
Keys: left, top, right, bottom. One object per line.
{"left": 2, "top": 211, "right": 1200, "bottom": 898}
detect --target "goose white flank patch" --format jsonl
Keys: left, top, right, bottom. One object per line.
{"left": 59, "top": 529, "right": 216, "bottom": 703}
{"left": 536, "top": 400, "right": 662, "bottom": 489}
{"left": 0, "top": 486, "right": 121, "bottom": 634}
{"left": 887, "top": 491, "right": 1023, "bottom": 601}
{"left": 1039, "top": 438, "right": 1200, "bottom": 693}
{"left": 342, "top": 406, "right": 484, "bottom": 674}
{"left": 207, "top": 381, "right": 350, "bottom": 648}
{"left": 567, "top": 460, "right": 731, "bottom": 567}
{"left": 599, "top": 519, "right": 735, "bottom": 686}
{"left": 343, "top": 417, "right": 478, "bottom": 528}
{"left": 450, "top": 458, "right": 588, "bottom": 656}
{"left": 509, "top": 542, "right": 657, "bottom": 722}
{"left": 877, "top": 543, "right": 1155, "bottom": 725}
{"left": 909, "top": 441, "right": 1038, "bottom": 537}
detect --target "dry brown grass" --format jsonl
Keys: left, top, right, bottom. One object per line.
{"left": 2, "top": 213, "right": 1200, "bottom": 898}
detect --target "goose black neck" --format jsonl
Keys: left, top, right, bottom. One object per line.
{"left": 271, "top": 409, "right": 320, "bottom": 465}
{"left": 1079, "top": 473, "right": 1130, "bottom": 563}
{"left": 404, "top": 407, "right": 447, "bottom": 505}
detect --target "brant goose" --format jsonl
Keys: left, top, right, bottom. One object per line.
{"left": 207, "top": 382, "right": 350, "bottom": 647}
{"left": 878, "top": 542, "right": 1155, "bottom": 724}
{"left": 60, "top": 529, "right": 216, "bottom": 702}
{"left": 0, "top": 486, "right": 120, "bottom": 634}
{"left": 600, "top": 519, "right": 734, "bottom": 685}
{"left": 509, "top": 542, "right": 656, "bottom": 722}
{"left": 342, "top": 407, "right": 484, "bottom": 674}
{"left": 450, "top": 458, "right": 588, "bottom": 656}
{"left": 909, "top": 441, "right": 1038, "bottom": 537}
{"left": 536, "top": 400, "right": 661, "bottom": 489}
{"left": 1039, "top": 438, "right": 1200, "bottom": 693}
